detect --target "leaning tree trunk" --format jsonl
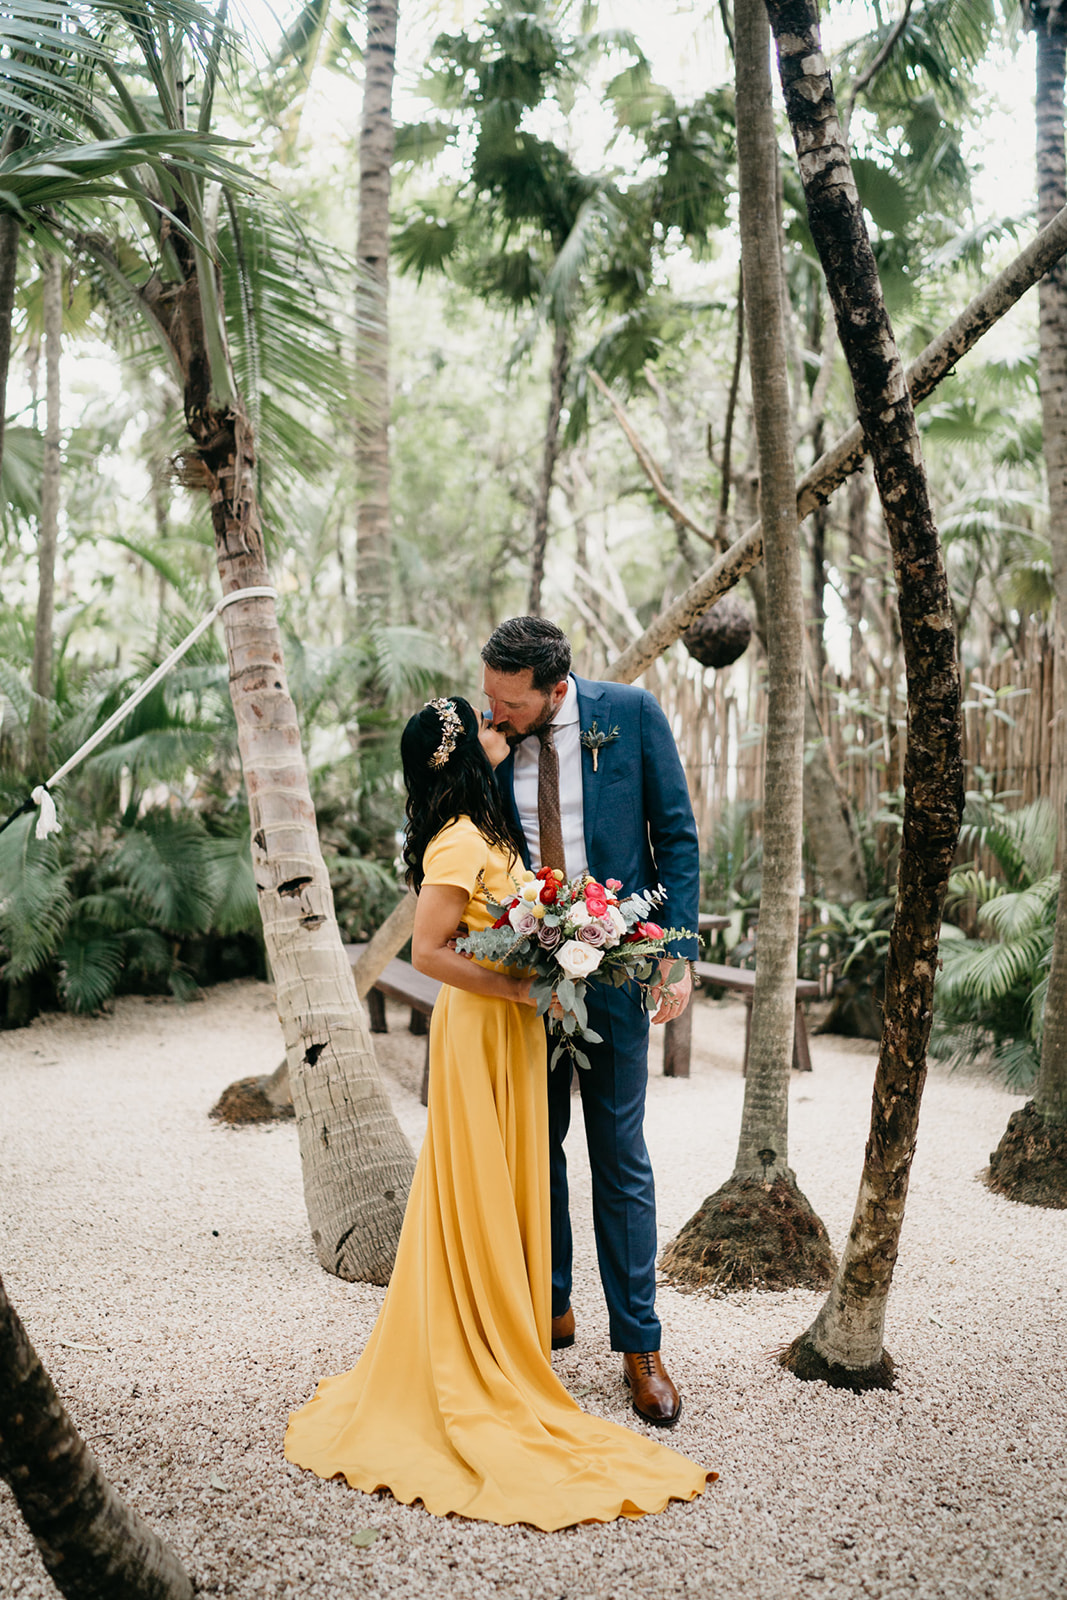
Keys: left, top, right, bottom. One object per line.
{"left": 149, "top": 234, "right": 415, "bottom": 1284}
{"left": 764, "top": 0, "right": 963, "bottom": 1389}
{"left": 988, "top": 7, "right": 1067, "bottom": 1208}
{"left": 661, "top": 0, "right": 834, "bottom": 1294}
{"left": 354, "top": 0, "right": 398, "bottom": 630}
{"left": 0, "top": 1272, "right": 194, "bottom": 1600}
{"left": 0, "top": 123, "right": 29, "bottom": 484}
{"left": 608, "top": 199, "right": 1067, "bottom": 683}
{"left": 528, "top": 321, "right": 570, "bottom": 615}
{"left": 29, "top": 249, "right": 62, "bottom": 773}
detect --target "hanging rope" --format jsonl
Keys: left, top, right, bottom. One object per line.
{"left": 0, "top": 586, "right": 278, "bottom": 842}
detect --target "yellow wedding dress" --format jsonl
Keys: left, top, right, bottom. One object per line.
{"left": 284, "top": 815, "right": 713, "bottom": 1530}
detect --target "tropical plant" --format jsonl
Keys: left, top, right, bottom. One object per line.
{"left": 931, "top": 796, "right": 1058, "bottom": 1087}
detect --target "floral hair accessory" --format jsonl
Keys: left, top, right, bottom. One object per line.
{"left": 426, "top": 697, "right": 464, "bottom": 769}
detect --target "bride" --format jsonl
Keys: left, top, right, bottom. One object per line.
{"left": 284, "top": 695, "right": 713, "bottom": 1529}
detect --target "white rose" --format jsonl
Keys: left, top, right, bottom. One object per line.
{"left": 567, "top": 901, "right": 592, "bottom": 928}
{"left": 555, "top": 939, "right": 604, "bottom": 979}
{"left": 605, "top": 905, "right": 626, "bottom": 939}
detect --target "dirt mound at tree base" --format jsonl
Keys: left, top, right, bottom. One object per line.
{"left": 660, "top": 1172, "right": 837, "bottom": 1292}
{"left": 986, "top": 1101, "right": 1067, "bottom": 1208}
{"left": 210, "top": 1076, "right": 294, "bottom": 1125}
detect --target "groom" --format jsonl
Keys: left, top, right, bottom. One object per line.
{"left": 482, "top": 616, "right": 699, "bottom": 1426}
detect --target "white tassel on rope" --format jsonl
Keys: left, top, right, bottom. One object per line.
{"left": 27, "top": 585, "right": 278, "bottom": 840}
{"left": 31, "top": 786, "right": 61, "bottom": 840}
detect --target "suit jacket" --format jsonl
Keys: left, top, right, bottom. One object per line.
{"left": 496, "top": 675, "right": 700, "bottom": 961}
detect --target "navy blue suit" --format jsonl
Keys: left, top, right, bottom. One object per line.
{"left": 497, "top": 675, "right": 700, "bottom": 1351}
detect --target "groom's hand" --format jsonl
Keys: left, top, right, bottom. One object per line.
{"left": 650, "top": 958, "right": 693, "bottom": 1026}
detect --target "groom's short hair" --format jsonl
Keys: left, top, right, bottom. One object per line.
{"left": 482, "top": 617, "right": 572, "bottom": 689}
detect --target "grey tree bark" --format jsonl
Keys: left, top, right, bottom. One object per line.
{"left": 988, "top": 4, "right": 1067, "bottom": 1205}
{"left": 29, "top": 250, "right": 62, "bottom": 772}
{"left": 765, "top": 0, "right": 964, "bottom": 1389}
{"left": 0, "top": 1272, "right": 194, "bottom": 1600}
{"left": 0, "top": 123, "right": 29, "bottom": 484}
{"left": 609, "top": 199, "right": 1067, "bottom": 683}
{"left": 660, "top": 0, "right": 834, "bottom": 1293}
{"left": 354, "top": 0, "right": 398, "bottom": 629}
{"left": 528, "top": 321, "right": 570, "bottom": 615}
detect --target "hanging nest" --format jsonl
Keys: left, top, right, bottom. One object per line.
{"left": 682, "top": 595, "right": 753, "bottom": 669}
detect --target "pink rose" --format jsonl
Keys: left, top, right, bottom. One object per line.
{"left": 605, "top": 878, "right": 622, "bottom": 891}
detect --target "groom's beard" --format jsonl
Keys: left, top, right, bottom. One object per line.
{"left": 499, "top": 693, "right": 556, "bottom": 745}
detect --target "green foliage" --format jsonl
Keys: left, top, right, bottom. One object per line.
{"left": 931, "top": 797, "right": 1059, "bottom": 1087}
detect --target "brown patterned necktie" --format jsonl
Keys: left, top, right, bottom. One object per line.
{"left": 537, "top": 723, "right": 566, "bottom": 875}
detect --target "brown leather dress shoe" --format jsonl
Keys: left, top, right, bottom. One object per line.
{"left": 623, "top": 1351, "right": 681, "bottom": 1427}
{"left": 550, "top": 1306, "right": 575, "bottom": 1350}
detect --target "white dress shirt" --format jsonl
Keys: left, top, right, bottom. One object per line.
{"left": 512, "top": 676, "right": 589, "bottom": 877}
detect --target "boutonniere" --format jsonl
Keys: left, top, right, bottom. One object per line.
{"left": 579, "top": 721, "right": 620, "bottom": 772}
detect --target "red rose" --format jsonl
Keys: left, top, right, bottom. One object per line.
{"left": 493, "top": 912, "right": 510, "bottom": 928}
{"left": 540, "top": 882, "right": 558, "bottom": 905}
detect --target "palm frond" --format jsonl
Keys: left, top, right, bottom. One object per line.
{"left": 110, "top": 812, "right": 221, "bottom": 935}
{"left": 56, "top": 931, "right": 126, "bottom": 1011}
{"left": 978, "top": 874, "right": 1060, "bottom": 940}
{"left": 0, "top": 818, "right": 72, "bottom": 980}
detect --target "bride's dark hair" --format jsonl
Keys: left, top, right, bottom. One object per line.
{"left": 401, "top": 696, "right": 521, "bottom": 891}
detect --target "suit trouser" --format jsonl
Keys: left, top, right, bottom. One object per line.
{"left": 547, "top": 981, "right": 660, "bottom": 1352}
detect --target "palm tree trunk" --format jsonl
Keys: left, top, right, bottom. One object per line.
{"left": 0, "top": 125, "right": 29, "bottom": 484}
{"left": 528, "top": 321, "right": 569, "bottom": 615}
{"left": 661, "top": 0, "right": 834, "bottom": 1294}
{"left": 29, "top": 250, "right": 62, "bottom": 772}
{"left": 608, "top": 199, "right": 1067, "bottom": 683}
{"left": 150, "top": 248, "right": 415, "bottom": 1285}
{"left": 354, "top": 0, "right": 398, "bottom": 630}
{"left": 765, "top": 0, "right": 963, "bottom": 1388}
{"left": 988, "top": 9, "right": 1067, "bottom": 1206}
{"left": 0, "top": 1272, "right": 194, "bottom": 1600}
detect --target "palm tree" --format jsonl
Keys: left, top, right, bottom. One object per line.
{"left": 1, "top": 1270, "right": 193, "bottom": 1599}
{"left": 987, "top": 0, "right": 1067, "bottom": 1207}
{"left": 355, "top": 0, "right": 397, "bottom": 629}
{"left": 28, "top": 248, "right": 62, "bottom": 772}
{"left": 4, "top": 2, "right": 417, "bottom": 1283}
{"left": 660, "top": 0, "right": 834, "bottom": 1294}
{"left": 765, "top": 0, "right": 964, "bottom": 1389}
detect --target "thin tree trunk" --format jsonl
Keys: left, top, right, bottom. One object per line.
{"left": 148, "top": 249, "right": 415, "bottom": 1286}
{"left": 661, "top": 0, "right": 834, "bottom": 1293}
{"left": 0, "top": 1272, "right": 194, "bottom": 1600}
{"left": 29, "top": 250, "right": 62, "bottom": 772}
{"left": 354, "top": 0, "right": 398, "bottom": 629}
{"left": 608, "top": 199, "right": 1067, "bottom": 683}
{"left": 715, "top": 267, "right": 745, "bottom": 547}
{"left": 0, "top": 125, "right": 29, "bottom": 484}
{"left": 766, "top": 0, "right": 963, "bottom": 1388}
{"left": 528, "top": 322, "right": 569, "bottom": 615}
{"left": 989, "top": 9, "right": 1067, "bottom": 1206}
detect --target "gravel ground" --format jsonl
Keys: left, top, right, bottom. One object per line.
{"left": 2, "top": 980, "right": 1065, "bottom": 1600}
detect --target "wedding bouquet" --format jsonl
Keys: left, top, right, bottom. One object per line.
{"left": 455, "top": 869, "right": 690, "bottom": 1071}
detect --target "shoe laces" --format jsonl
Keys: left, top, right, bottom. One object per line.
{"left": 634, "top": 1351, "right": 656, "bottom": 1377}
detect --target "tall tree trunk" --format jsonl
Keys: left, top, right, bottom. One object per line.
{"left": 661, "top": 0, "right": 834, "bottom": 1294}
{"left": 147, "top": 238, "right": 415, "bottom": 1285}
{"left": 608, "top": 199, "right": 1067, "bottom": 683}
{"left": 354, "top": 0, "right": 398, "bottom": 630}
{"left": 29, "top": 250, "right": 62, "bottom": 772}
{"left": 989, "top": 8, "right": 1067, "bottom": 1206}
{"left": 0, "top": 124, "right": 29, "bottom": 484}
{"left": 0, "top": 1272, "right": 193, "bottom": 1600}
{"left": 528, "top": 321, "right": 569, "bottom": 615}
{"left": 765, "top": 0, "right": 963, "bottom": 1389}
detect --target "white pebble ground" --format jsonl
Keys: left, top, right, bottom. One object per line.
{"left": 2, "top": 980, "right": 1065, "bottom": 1600}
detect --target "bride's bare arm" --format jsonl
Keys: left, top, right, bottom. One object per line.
{"left": 412, "top": 884, "right": 535, "bottom": 1005}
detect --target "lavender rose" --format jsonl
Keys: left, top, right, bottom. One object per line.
{"left": 537, "top": 921, "right": 562, "bottom": 950}
{"left": 578, "top": 922, "right": 608, "bottom": 947}
{"left": 508, "top": 904, "right": 539, "bottom": 937}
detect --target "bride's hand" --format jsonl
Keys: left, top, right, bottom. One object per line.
{"left": 515, "top": 976, "right": 538, "bottom": 1007}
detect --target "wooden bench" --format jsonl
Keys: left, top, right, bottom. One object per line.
{"left": 663, "top": 961, "right": 819, "bottom": 1078}
{"left": 346, "top": 945, "right": 440, "bottom": 1106}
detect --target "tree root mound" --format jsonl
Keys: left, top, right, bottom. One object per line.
{"left": 210, "top": 1076, "right": 295, "bottom": 1125}
{"left": 986, "top": 1101, "right": 1067, "bottom": 1208}
{"left": 660, "top": 1173, "right": 837, "bottom": 1293}
{"left": 778, "top": 1332, "right": 896, "bottom": 1392}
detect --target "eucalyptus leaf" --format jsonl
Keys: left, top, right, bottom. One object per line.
{"left": 668, "top": 958, "right": 686, "bottom": 985}
{"left": 350, "top": 1528, "right": 379, "bottom": 1549}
